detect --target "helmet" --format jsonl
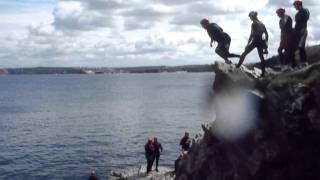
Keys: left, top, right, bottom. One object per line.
{"left": 293, "top": 0, "right": 302, "bottom": 6}
{"left": 248, "top": 11, "right": 258, "bottom": 18}
{"left": 276, "top": 8, "right": 285, "bottom": 15}
{"left": 200, "top": 18, "right": 210, "bottom": 26}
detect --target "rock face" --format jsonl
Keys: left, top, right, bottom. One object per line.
{"left": 175, "top": 62, "right": 320, "bottom": 180}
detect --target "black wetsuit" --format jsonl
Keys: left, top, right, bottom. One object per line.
{"left": 179, "top": 136, "right": 190, "bottom": 151}
{"left": 237, "top": 19, "right": 268, "bottom": 77}
{"left": 248, "top": 20, "right": 268, "bottom": 49}
{"left": 206, "top": 23, "right": 240, "bottom": 61}
{"left": 153, "top": 141, "right": 163, "bottom": 170}
{"left": 145, "top": 142, "right": 155, "bottom": 173}
{"left": 294, "top": 8, "right": 310, "bottom": 62}
{"left": 278, "top": 14, "right": 294, "bottom": 65}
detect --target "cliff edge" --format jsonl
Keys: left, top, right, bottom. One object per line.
{"left": 175, "top": 61, "right": 320, "bottom": 180}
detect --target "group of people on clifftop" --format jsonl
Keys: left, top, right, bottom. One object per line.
{"left": 144, "top": 132, "right": 191, "bottom": 175}
{"left": 200, "top": 0, "right": 310, "bottom": 77}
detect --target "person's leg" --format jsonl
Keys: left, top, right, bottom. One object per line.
{"left": 155, "top": 154, "right": 160, "bottom": 171}
{"left": 298, "top": 30, "right": 308, "bottom": 63}
{"left": 150, "top": 155, "right": 155, "bottom": 171}
{"left": 287, "top": 32, "right": 297, "bottom": 67}
{"left": 215, "top": 43, "right": 231, "bottom": 64}
{"left": 278, "top": 47, "right": 285, "bottom": 65}
{"left": 287, "top": 47, "right": 296, "bottom": 67}
{"left": 147, "top": 157, "right": 152, "bottom": 173}
{"left": 229, "top": 53, "right": 241, "bottom": 58}
{"left": 257, "top": 47, "right": 266, "bottom": 77}
{"left": 299, "top": 47, "right": 307, "bottom": 63}
{"left": 236, "top": 44, "right": 255, "bottom": 68}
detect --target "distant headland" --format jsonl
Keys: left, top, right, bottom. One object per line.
{"left": 0, "top": 65, "right": 214, "bottom": 75}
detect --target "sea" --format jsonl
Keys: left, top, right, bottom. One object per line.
{"left": 0, "top": 73, "right": 214, "bottom": 180}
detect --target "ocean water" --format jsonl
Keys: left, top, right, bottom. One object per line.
{"left": 0, "top": 73, "right": 214, "bottom": 180}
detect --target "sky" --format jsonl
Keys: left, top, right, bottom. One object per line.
{"left": 0, "top": 0, "right": 319, "bottom": 68}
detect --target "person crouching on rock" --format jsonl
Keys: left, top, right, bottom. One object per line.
{"left": 180, "top": 132, "right": 191, "bottom": 152}
{"left": 200, "top": 18, "right": 240, "bottom": 64}
{"left": 153, "top": 137, "right": 163, "bottom": 172}
{"left": 145, "top": 138, "right": 155, "bottom": 174}
{"left": 236, "top": 11, "right": 268, "bottom": 77}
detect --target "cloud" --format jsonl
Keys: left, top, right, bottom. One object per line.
{"left": 52, "top": 1, "right": 114, "bottom": 31}
{"left": 267, "top": 0, "right": 292, "bottom": 7}
{"left": 0, "top": 0, "right": 320, "bottom": 67}
{"left": 121, "top": 6, "right": 171, "bottom": 30}
{"left": 153, "top": 0, "right": 203, "bottom": 6}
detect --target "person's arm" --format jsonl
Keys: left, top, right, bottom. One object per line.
{"left": 284, "top": 16, "right": 293, "bottom": 31}
{"left": 159, "top": 143, "right": 163, "bottom": 152}
{"left": 247, "top": 33, "right": 253, "bottom": 46}
{"left": 210, "top": 38, "right": 213, "bottom": 47}
{"left": 179, "top": 139, "right": 182, "bottom": 146}
{"left": 247, "top": 24, "right": 254, "bottom": 45}
{"left": 264, "top": 25, "right": 269, "bottom": 42}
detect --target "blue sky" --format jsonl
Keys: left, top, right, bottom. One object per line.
{"left": 0, "top": 0, "right": 319, "bottom": 68}
{"left": 0, "top": 0, "right": 55, "bottom": 11}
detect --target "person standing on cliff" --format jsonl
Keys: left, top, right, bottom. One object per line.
{"left": 236, "top": 11, "right": 268, "bottom": 77}
{"left": 276, "top": 8, "right": 295, "bottom": 67}
{"left": 145, "top": 138, "right": 155, "bottom": 174}
{"left": 200, "top": 18, "right": 240, "bottom": 64}
{"left": 153, "top": 137, "right": 163, "bottom": 172}
{"left": 293, "top": 0, "right": 310, "bottom": 64}
{"left": 180, "top": 132, "right": 191, "bottom": 151}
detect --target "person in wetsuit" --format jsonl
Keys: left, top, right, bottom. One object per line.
{"left": 276, "top": 8, "right": 295, "bottom": 66}
{"left": 88, "top": 171, "right": 98, "bottom": 180}
{"left": 179, "top": 132, "right": 191, "bottom": 151}
{"left": 200, "top": 18, "right": 240, "bottom": 64}
{"left": 153, "top": 137, "right": 163, "bottom": 172}
{"left": 293, "top": 0, "right": 310, "bottom": 64}
{"left": 144, "top": 138, "right": 155, "bottom": 174}
{"left": 236, "top": 11, "right": 268, "bottom": 77}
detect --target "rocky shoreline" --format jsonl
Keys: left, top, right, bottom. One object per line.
{"left": 108, "top": 165, "right": 174, "bottom": 180}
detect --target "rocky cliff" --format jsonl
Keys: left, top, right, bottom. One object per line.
{"left": 175, "top": 62, "right": 320, "bottom": 180}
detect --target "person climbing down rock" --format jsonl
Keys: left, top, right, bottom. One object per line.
{"left": 276, "top": 8, "right": 295, "bottom": 67}
{"left": 236, "top": 11, "right": 268, "bottom": 77}
{"left": 200, "top": 18, "right": 240, "bottom": 64}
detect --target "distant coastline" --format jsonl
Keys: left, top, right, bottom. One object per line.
{"left": 0, "top": 65, "right": 214, "bottom": 75}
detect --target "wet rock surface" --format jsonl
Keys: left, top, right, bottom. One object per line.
{"left": 108, "top": 166, "right": 174, "bottom": 180}
{"left": 175, "top": 62, "right": 320, "bottom": 180}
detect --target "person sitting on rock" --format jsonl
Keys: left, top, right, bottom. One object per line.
{"left": 180, "top": 132, "right": 191, "bottom": 151}
{"left": 145, "top": 138, "right": 155, "bottom": 174}
{"left": 236, "top": 11, "right": 268, "bottom": 77}
{"left": 200, "top": 18, "right": 240, "bottom": 64}
{"left": 153, "top": 137, "right": 163, "bottom": 172}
